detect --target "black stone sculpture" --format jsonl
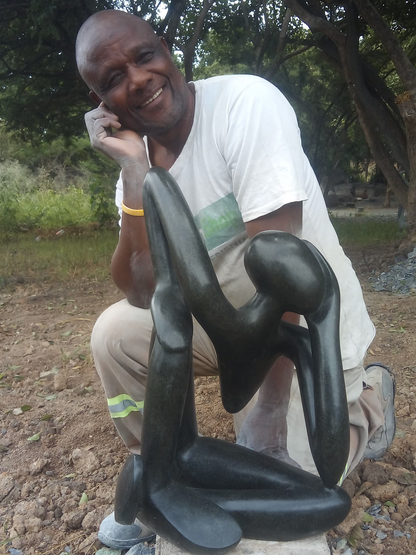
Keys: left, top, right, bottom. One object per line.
{"left": 114, "top": 167, "right": 351, "bottom": 554}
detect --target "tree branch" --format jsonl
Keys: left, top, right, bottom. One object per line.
{"left": 282, "top": 0, "right": 344, "bottom": 46}
{"left": 352, "top": 0, "right": 416, "bottom": 91}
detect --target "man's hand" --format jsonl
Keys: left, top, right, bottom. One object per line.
{"left": 85, "top": 103, "right": 147, "bottom": 169}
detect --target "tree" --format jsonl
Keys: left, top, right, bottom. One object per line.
{"left": 2, "top": 0, "right": 416, "bottom": 238}
{"left": 280, "top": 0, "right": 416, "bottom": 237}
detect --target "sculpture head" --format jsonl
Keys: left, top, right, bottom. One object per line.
{"left": 244, "top": 231, "right": 326, "bottom": 315}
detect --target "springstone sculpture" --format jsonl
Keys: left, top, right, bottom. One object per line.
{"left": 114, "top": 167, "right": 351, "bottom": 554}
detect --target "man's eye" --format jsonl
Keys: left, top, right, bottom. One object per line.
{"left": 107, "top": 73, "right": 123, "bottom": 88}
{"left": 138, "top": 51, "right": 154, "bottom": 63}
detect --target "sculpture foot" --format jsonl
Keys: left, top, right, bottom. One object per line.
{"left": 203, "top": 487, "right": 351, "bottom": 541}
{"left": 140, "top": 481, "right": 242, "bottom": 555}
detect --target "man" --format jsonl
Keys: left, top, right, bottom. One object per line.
{"left": 76, "top": 9, "right": 395, "bottom": 550}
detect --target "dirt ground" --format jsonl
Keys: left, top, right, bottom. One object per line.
{"left": 1, "top": 241, "right": 416, "bottom": 555}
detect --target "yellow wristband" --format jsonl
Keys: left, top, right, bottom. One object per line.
{"left": 122, "top": 202, "right": 144, "bottom": 217}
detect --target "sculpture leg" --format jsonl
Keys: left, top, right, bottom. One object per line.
{"left": 175, "top": 437, "right": 350, "bottom": 540}
{"left": 139, "top": 337, "right": 242, "bottom": 554}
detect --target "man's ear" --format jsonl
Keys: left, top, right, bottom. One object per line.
{"left": 89, "top": 90, "right": 101, "bottom": 106}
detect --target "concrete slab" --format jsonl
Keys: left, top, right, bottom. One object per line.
{"left": 156, "top": 535, "right": 330, "bottom": 555}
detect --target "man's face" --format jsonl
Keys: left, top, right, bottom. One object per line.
{"left": 81, "top": 20, "right": 190, "bottom": 136}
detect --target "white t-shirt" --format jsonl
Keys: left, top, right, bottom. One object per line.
{"left": 116, "top": 75, "right": 375, "bottom": 372}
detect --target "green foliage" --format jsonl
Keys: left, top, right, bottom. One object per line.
{"left": 88, "top": 177, "right": 119, "bottom": 225}
{"left": 0, "top": 127, "right": 120, "bottom": 235}
{"left": 15, "top": 188, "right": 93, "bottom": 230}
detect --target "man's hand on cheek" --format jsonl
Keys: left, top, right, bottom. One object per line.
{"left": 84, "top": 102, "right": 148, "bottom": 170}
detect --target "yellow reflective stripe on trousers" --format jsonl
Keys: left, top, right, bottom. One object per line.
{"left": 337, "top": 461, "right": 349, "bottom": 486}
{"left": 107, "top": 394, "right": 144, "bottom": 419}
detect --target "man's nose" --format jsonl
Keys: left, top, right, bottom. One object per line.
{"left": 127, "top": 65, "right": 151, "bottom": 91}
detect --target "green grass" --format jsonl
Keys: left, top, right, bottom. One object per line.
{"left": 0, "top": 216, "right": 406, "bottom": 290}
{"left": 0, "top": 229, "right": 118, "bottom": 287}
{"left": 331, "top": 217, "right": 405, "bottom": 246}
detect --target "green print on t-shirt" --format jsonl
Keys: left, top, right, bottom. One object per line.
{"left": 194, "top": 193, "right": 245, "bottom": 252}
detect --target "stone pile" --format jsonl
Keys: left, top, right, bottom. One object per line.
{"left": 369, "top": 248, "right": 416, "bottom": 295}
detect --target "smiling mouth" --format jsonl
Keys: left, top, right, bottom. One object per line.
{"left": 140, "top": 88, "right": 163, "bottom": 108}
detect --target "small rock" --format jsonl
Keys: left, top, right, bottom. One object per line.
{"left": 14, "top": 499, "right": 46, "bottom": 520}
{"left": 20, "top": 483, "right": 33, "bottom": 498}
{"left": 54, "top": 372, "right": 68, "bottom": 392}
{"left": 367, "top": 481, "right": 401, "bottom": 503}
{"left": 336, "top": 538, "right": 347, "bottom": 550}
{"left": 362, "top": 463, "right": 389, "bottom": 485}
{"left": 78, "top": 532, "right": 99, "bottom": 552}
{"left": 82, "top": 509, "right": 108, "bottom": 533}
{"left": 29, "top": 458, "right": 49, "bottom": 475}
{"left": 334, "top": 495, "right": 371, "bottom": 535}
{"left": 25, "top": 517, "right": 42, "bottom": 533}
{"left": 93, "top": 470, "right": 107, "bottom": 484}
{"left": 95, "top": 549, "right": 122, "bottom": 555}
{"left": 8, "top": 548, "right": 23, "bottom": 555}
{"left": 62, "top": 480, "right": 86, "bottom": 493}
{"left": 8, "top": 528, "right": 22, "bottom": 548}
{"left": 394, "top": 530, "right": 405, "bottom": 537}
{"left": 126, "top": 543, "right": 156, "bottom": 554}
{"left": 367, "top": 503, "right": 381, "bottom": 515}
{"left": 397, "top": 405, "right": 410, "bottom": 417}
{"left": 376, "top": 530, "right": 387, "bottom": 540}
{"left": 71, "top": 448, "right": 100, "bottom": 475}
{"left": 61, "top": 508, "right": 87, "bottom": 530}
{"left": 0, "top": 473, "right": 15, "bottom": 501}
{"left": 73, "top": 385, "right": 87, "bottom": 396}
{"left": 396, "top": 501, "right": 411, "bottom": 516}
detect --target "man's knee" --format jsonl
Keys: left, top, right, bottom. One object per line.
{"left": 91, "top": 299, "right": 153, "bottom": 365}
{"left": 91, "top": 301, "right": 123, "bottom": 360}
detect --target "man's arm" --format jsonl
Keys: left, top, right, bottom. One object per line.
{"left": 237, "top": 201, "right": 302, "bottom": 464}
{"left": 111, "top": 163, "right": 155, "bottom": 309}
{"left": 85, "top": 104, "right": 154, "bottom": 308}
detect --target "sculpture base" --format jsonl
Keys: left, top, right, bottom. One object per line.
{"left": 156, "top": 535, "right": 330, "bottom": 555}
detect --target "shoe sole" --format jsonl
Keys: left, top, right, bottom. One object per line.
{"left": 364, "top": 363, "right": 396, "bottom": 459}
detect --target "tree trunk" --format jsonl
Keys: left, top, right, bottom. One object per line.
{"left": 282, "top": 0, "right": 410, "bottom": 207}
{"left": 397, "top": 91, "right": 416, "bottom": 238}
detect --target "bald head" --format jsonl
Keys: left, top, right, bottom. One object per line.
{"left": 76, "top": 10, "right": 156, "bottom": 85}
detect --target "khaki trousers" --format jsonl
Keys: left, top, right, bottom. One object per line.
{"left": 91, "top": 299, "right": 383, "bottom": 475}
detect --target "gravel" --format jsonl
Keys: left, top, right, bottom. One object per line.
{"left": 369, "top": 248, "right": 416, "bottom": 294}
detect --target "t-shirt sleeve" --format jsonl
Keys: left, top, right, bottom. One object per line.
{"left": 223, "top": 79, "right": 308, "bottom": 222}
{"left": 115, "top": 171, "right": 123, "bottom": 227}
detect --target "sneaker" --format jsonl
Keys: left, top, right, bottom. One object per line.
{"left": 363, "top": 363, "right": 396, "bottom": 460}
{"left": 98, "top": 512, "right": 155, "bottom": 550}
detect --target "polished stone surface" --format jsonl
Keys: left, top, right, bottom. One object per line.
{"left": 114, "top": 167, "right": 351, "bottom": 553}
